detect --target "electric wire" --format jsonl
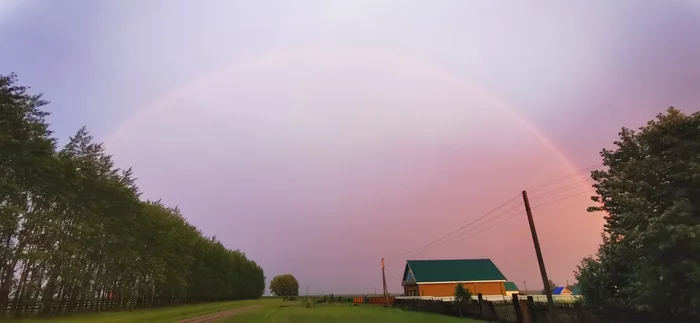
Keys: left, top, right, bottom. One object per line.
{"left": 392, "top": 164, "right": 604, "bottom": 259}
{"left": 395, "top": 194, "right": 521, "bottom": 257}
{"left": 409, "top": 202, "right": 524, "bottom": 257}
{"left": 529, "top": 178, "right": 596, "bottom": 201}
{"left": 526, "top": 163, "right": 602, "bottom": 193}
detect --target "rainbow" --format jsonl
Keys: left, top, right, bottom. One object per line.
{"left": 105, "top": 47, "right": 584, "bottom": 185}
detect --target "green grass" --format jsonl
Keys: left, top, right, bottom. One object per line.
{"left": 222, "top": 303, "right": 482, "bottom": 323}
{"left": 9, "top": 299, "right": 275, "bottom": 323}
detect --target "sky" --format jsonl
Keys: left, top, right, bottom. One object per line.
{"left": 2, "top": 0, "right": 700, "bottom": 294}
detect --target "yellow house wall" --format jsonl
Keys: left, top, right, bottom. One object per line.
{"left": 418, "top": 282, "right": 506, "bottom": 297}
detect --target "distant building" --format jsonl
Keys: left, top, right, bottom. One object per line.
{"left": 570, "top": 286, "right": 581, "bottom": 296}
{"left": 401, "top": 259, "right": 507, "bottom": 297}
{"left": 505, "top": 281, "right": 520, "bottom": 296}
{"left": 552, "top": 286, "right": 572, "bottom": 295}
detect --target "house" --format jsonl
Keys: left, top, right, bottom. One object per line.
{"left": 401, "top": 259, "right": 508, "bottom": 297}
{"left": 552, "top": 286, "right": 572, "bottom": 295}
{"left": 505, "top": 281, "right": 520, "bottom": 296}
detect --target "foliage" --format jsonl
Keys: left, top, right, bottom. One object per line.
{"left": 311, "top": 294, "right": 345, "bottom": 304}
{"left": 454, "top": 283, "right": 471, "bottom": 304}
{"left": 576, "top": 107, "right": 700, "bottom": 318}
{"left": 541, "top": 279, "right": 557, "bottom": 294}
{"left": 0, "top": 73, "right": 265, "bottom": 317}
{"left": 270, "top": 274, "right": 299, "bottom": 297}
{"left": 453, "top": 283, "right": 471, "bottom": 317}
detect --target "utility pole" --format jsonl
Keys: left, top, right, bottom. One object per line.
{"left": 522, "top": 190, "right": 555, "bottom": 314}
{"left": 523, "top": 281, "right": 528, "bottom": 293}
{"left": 381, "top": 258, "right": 389, "bottom": 307}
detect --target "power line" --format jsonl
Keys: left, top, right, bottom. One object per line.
{"left": 429, "top": 189, "right": 598, "bottom": 254}
{"left": 442, "top": 210, "right": 524, "bottom": 249}
{"left": 530, "top": 189, "right": 597, "bottom": 209}
{"left": 395, "top": 194, "right": 521, "bottom": 257}
{"left": 391, "top": 164, "right": 604, "bottom": 260}
{"left": 399, "top": 189, "right": 597, "bottom": 258}
{"left": 529, "top": 178, "right": 595, "bottom": 201}
{"left": 527, "top": 163, "right": 602, "bottom": 193}
{"left": 410, "top": 202, "right": 524, "bottom": 257}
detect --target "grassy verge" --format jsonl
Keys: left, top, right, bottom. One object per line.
{"left": 8, "top": 299, "right": 273, "bottom": 323}
{"left": 222, "top": 303, "right": 482, "bottom": 323}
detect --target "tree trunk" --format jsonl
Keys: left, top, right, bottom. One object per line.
{"left": 11, "top": 260, "right": 32, "bottom": 318}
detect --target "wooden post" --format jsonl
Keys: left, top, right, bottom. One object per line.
{"left": 512, "top": 294, "right": 524, "bottom": 323}
{"left": 522, "top": 190, "right": 556, "bottom": 315}
{"left": 527, "top": 296, "right": 538, "bottom": 323}
{"left": 477, "top": 293, "right": 483, "bottom": 317}
{"left": 381, "top": 258, "right": 389, "bottom": 307}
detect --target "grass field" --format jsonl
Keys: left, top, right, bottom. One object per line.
{"left": 223, "top": 303, "right": 481, "bottom": 323}
{"left": 7, "top": 299, "right": 481, "bottom": 322}
{"left": 8, "top": 299, "right": 275, "bottom": 323}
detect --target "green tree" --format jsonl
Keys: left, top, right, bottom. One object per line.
{"left": 270, "top": 274, "right": 299, "bottom": 297}
{"left": 454, "top": 283, "right": 471, "bottom": 317}
{"left": 577, "top": 107, "right": 700, "bottom": 318}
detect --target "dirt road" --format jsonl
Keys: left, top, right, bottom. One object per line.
{"left": 177, "top": 305, "right": 260, "bottom": 323}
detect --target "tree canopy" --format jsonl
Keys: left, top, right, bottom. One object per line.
{"left": 576, "top": 107, "right": 700, "bottom": 318}
{"left": 270, "top": 274, "right": 299, "bottom": 297}
{"left": 0, "top": 73, "right": 265, "bottom": 317}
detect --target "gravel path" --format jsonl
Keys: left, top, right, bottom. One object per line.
{"left": 177, "top": 305, "right": 260, "bottom": 323}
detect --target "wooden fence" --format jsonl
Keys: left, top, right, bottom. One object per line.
{"left": 393, "top": 294, "right": 695, "bottom": 323}
{"left": 350, "top": 296, "right": 395, "bottom": 305}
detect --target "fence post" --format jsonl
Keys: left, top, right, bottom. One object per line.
{"left": 513, "top": 294, "right": 524, "bottom": 323}
{"left": 527, "top": 296, "right": 538, "bottom": 323}
{"left": 477, "top": 293, "right": 483, "bottom": 317}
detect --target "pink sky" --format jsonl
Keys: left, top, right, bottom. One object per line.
{"left": 3, "top": 0, "right": 699, "bottom": 294}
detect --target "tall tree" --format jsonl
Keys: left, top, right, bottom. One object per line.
{"left": 0, "top": 73, "right": 266, "bottom": 317}
{"left": 577, "top": 107, "right": 700, "bottom": 318}
{"left": 0, "top": 73, "right": 56, "bottom": 315}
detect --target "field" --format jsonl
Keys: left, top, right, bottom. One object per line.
{"left": 6, "top": 299, "right": 271, "bottom": 323}
{"left": 6, "top": 299, "right": 481, "bottom": 323}
{"left": 222, "top": 302, "right": 480, "bottom": 323}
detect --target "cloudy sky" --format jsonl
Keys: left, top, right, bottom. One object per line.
{"left": 2, "top": 0, "right": 699, "bottom": 294}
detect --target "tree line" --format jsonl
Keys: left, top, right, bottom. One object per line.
{"left": 0, "top": 73, "right": 265, "bottom": 317}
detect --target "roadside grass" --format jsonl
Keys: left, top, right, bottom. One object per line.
{"left": 222, "top": 303, "right": 482, "bottom": 323}
{"left": 8, "top": 299, "right": 276, "bottom": 323}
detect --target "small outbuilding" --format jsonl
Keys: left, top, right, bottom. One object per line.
{"left": 505, "top": 281, "right": 520, "bottom": 296}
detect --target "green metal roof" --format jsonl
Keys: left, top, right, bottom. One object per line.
{"left": 405, "top": 259, "right": 507, "bottom": 283}
{"left": 505, "top": 282, "right": 519, "bottom": 291}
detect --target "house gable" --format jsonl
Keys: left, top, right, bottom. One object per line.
{"left": 402, "top": 263, "right": 416, "bottom": 286}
